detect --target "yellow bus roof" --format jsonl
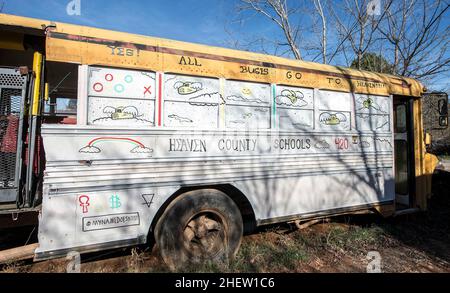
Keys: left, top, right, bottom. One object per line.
{"left": 0, "top": 13, "right": 425, "bottom": 97}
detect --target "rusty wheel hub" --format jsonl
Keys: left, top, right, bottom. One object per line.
{"left": 183, "top": 212, "right": 226, "bottom": 258}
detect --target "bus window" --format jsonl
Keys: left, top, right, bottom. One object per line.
{"left": 164, "top": 74, "right": 220, "bottom": 128}
{"left": 43, "top": 61, "right": 78, "bottom": 124}
{"left": 224, "top": 80, "right": 271, "bottom": 129}
{"left": 395, "top": 104, "right": 407, "bottom": 133}
{"left": 355, "top": 94, "right": 390, "bottom": 132}
{"left": 275, "top": 85, "right": 314, "bottom": 130}
{"left": 87, "top": 67, "right": 156, "bottom": 126}
{"left": 317, "top": 90, "right": 351, "bottom": 131}
{"left": 395, "top": 140, "right": 409, "bottom": 195}
{"left": 44, "top": 97, "right": 76, "bottom": 115}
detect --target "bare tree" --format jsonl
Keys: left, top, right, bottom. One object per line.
{"left": 329, "top": 0, "right": 393, "bottom": 69}
{"left": 313, "top": 0, "right": 327, "bottom": 64}
{"left": 235, "top": 0, "right": 391, "bottom": 67}
{"left": 237, "top": 0, "right": 303, "bottom": 59}
{"left": 232, "top": 0, "right": 449, "bottom": 90}
{"left": 378, "top": 0, "right": 449, "bottom": 82}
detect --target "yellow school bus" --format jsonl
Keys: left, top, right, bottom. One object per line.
{"left": 0, "top": 13, "right": 443, "bottom": 269}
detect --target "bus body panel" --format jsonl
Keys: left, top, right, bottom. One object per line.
{"left": 37, "top": 122, "right": 394, "bottom": 257}
{"left": 1, "top": 13, "right": 440, "bottom": 261}
{"left": 35, "top": 184, "right": 179, "bottom": 259}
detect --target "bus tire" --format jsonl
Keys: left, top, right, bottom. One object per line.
{"left": 154, "top": 189, "right": 243, "bottom": 270}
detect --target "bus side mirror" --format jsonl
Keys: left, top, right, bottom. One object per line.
{"left": 425, "top": 132, "right": 432, "bottom": 146}
{"left": 438, "top": 98, "right": 448, "bottom": 128}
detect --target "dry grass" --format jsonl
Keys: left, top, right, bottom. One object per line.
{"left": 1, "top": 260, "right": 23, "bottom": 273}
{"left": 1, "top": 172, "right": 449, "bottom": 273}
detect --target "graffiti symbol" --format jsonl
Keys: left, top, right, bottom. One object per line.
{"left": 375, "top": 138, "right": 392, "bottom": 148}
{"left": 92, "top": 106, "right": 152, "bottom": 124}
{"left": 376, "top": 121, "right": 389, "bottom": 129}
{"left": 93, "top": 82, "right": 104, "bottom": 92}
{"left": 144, "top": 85, "right": 152, "bottom": 95}
{"left": 229, "top": 120, "right": 245, "bottom": 124}
{"left": 226, "top": 95, "right": 268, "bottom": 104}
{"left": 319, "top": 112, "right": 347, "bottom": 126}
{"left": 188, "top": 92, "right": 221, "bottom": 106}
{"left": 141, "top": 194, "right": 155, "bottom": 208}
{"left": 360, "top": 140, "right": 371, "bottom": 148}
{"left": 104, "top": 106, "right": 138, "bottom": 120}
{"left": 174, "top": 81, "right": 203, "bottom": 95}
{"left": 241, "top": 88, "right": 252, "bottom": 95}
{"left": 168, "top": 114, "right": 193, "bottom": 123}
{"left": 165, "top": 76, "right": 177, "bottom": 83}
{"left": 124, "top": 75, "right": 133, "bottom": 83}
{"left": 291, "top": 123, "right": 310, "bottom": 128}
{"left": 105, "top": 74, "right": 114, "bottom": 82}
{"left": 79, "top": 137, "right": 153, "bottom": 154}
{"left": 356, "top": 96, "right": 386, "bottom": 113}
{"left": 78, "top": 195, "right": 90, "bottom": 214}
{"left": 114, "top": 84, "right": 125, "bottom": 93}
{"left": 314, "top": 140, "right": 330, "bottom": 149}
{"left": 276, "top": 89, "right": 308, "bottom": 107}
{"left": 141, "top": 72, "right": 156, "bottom": 80}
{"left": 109, "top": 195, "right": 121, "bottom": 209}
{"left": 356, "top": 113, "right": 390, "bottom": 130}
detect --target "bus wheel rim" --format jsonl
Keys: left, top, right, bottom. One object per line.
{"left": 183, "top": 211, "right": 227, "bottom": 259}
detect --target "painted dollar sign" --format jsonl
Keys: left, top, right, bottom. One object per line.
{"left": 109, "top": 194, "right": 121, "bottom": 209}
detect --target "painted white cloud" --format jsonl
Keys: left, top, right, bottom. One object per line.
{"left": 314, "top": 140, "right": 330, "bottom": 149}
{"left": 226, "top": 95, "right": 266, "bottom": 104}
{"left": 188, "top": 93, "right": 221, "bottom": 106}
{"left": 130, "top": 146, "right": 153, "bottom": 154}
{"left": 79, "top": 146, "right": 101, "bottom": 153}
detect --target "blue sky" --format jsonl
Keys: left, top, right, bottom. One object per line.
{"left": 1, "top": 0, "right": 320, "bottom": 58}
{"left": 2, "top": 0, "right": 449, "bottom": 91}
{"left": 2, "top": 0, "right": 244, "bottom": 46}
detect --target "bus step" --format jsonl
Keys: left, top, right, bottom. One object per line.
{"left": 393, "top": 208, "right": 420, "bottom": 217}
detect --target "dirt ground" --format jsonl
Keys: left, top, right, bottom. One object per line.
{"left": 1, "top": 170, "right": 449, "bottom": 273}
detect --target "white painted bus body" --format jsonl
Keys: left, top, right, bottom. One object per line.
{"left": 35, "top": 66, "right": 394, "bottom": 259}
